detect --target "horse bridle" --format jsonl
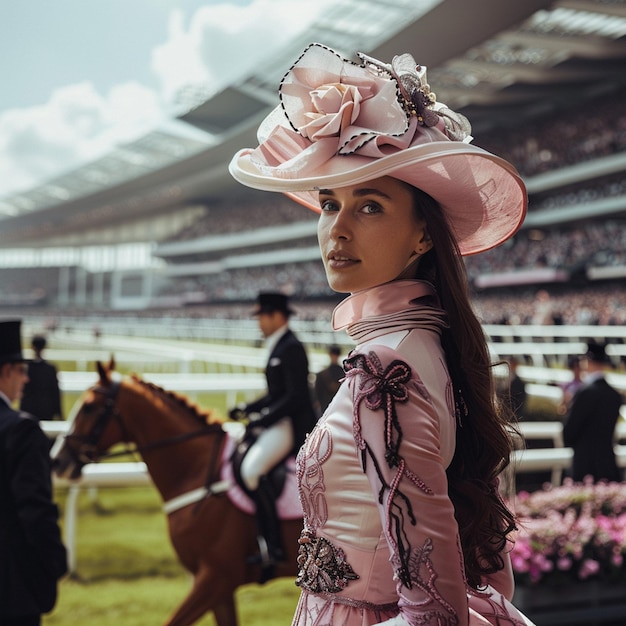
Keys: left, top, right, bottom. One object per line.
{"left": 63, "top": 380, "right": 224, "bottom": 467}
{"left": 62, "top": 381, "right": 125, "bottom": 465}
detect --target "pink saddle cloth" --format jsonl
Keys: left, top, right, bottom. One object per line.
{"left": 220, "top": 432, "right": 303, "bottom": 520}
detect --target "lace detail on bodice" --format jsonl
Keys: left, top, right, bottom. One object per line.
{"left": 296, "top": 423, "right": 332, "bottom": 531}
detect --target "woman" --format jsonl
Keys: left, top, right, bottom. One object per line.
{"left": 230, "top": 44, "right": 533, "bottom": 626}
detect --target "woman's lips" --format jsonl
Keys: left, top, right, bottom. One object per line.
{"left": 327, "top": 252, "right": 359, "bottom": 270}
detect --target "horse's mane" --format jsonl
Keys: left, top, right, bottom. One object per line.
{"left": 128, "top": 374, "right": 224, "bottom": 427}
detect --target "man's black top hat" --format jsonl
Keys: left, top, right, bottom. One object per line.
{"left": 0, "top": 320, "right": 25, "bottom": 364}
{"left": 252, "top": 292, "right": 294, "bottom": 316}
{"left": 585, "top": 341, "right": 610, "bottom": 364}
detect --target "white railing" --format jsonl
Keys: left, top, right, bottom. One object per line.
{"left": 57, "top": 371, "right": 267, "bottom": 407}
{"left": 23, "top": 319, "right": 626, "bottom": 368}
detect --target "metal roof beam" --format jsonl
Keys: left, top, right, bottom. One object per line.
{"left": 500, "top": 30, "right": 626, "bottom": 59}
{"left": 371, "top": 0, "right": 555, "bottom": 66}
{"left": 556, "top": 0, "right": 626, "bottom": 19}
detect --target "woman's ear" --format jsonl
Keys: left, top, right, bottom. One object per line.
{"left": 415, "top": 231, "right": 433, "bottom": 254}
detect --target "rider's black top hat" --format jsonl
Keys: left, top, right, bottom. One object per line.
{"left": 251, "top": 292, "right": 295, "bottom": 317}
{"left": 0, "top": 320, "right": 26, "bottom": 364}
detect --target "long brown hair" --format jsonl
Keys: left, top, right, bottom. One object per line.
{"left": 407, "top": 184, "right": 517, "bottom": 589}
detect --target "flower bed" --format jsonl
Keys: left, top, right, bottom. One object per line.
{"left": 508, "top": 479, "right": 626, "bottom": 587}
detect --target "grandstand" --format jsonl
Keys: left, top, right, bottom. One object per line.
{"left": 1, "top": 0, "right": 626, "bottom": 322}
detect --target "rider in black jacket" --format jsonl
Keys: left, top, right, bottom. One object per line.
{"left": 229, "top": 293, "right": 317, "bottom": 580}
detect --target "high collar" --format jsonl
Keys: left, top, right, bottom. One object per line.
{"left": 332, "top": 280, "right": 438, "bottom": 330}
{"left": 331, "top": 280, "right": 448, "bottom": 344}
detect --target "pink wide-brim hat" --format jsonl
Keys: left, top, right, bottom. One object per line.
{"left": 229, "top": 43, "right": 527, "bottom": 256}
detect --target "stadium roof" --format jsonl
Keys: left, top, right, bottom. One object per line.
{"left": 1, "top": 0, "right": 625, "bottom": 242}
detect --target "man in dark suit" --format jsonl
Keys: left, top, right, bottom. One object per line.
{"left": 314, "top": 344, "right": 344, "bottom": 415}
{"left": 0, "top": 320, "right": 67, "bottom": 625}
{"left": 20, "top": 335, "right": 63, "bottom": 422}
{"left": 506, "top": 357, "right": 527, "bottom": 421}
{"left": 563, "top": 342, "right": 623, "bottom": 483}
{"left": 229, "top": 292, "right": 317, "bottom": 578}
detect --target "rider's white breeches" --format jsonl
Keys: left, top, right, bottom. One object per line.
{"left": 241, "top": 416, "right": 294, "bottom": 491}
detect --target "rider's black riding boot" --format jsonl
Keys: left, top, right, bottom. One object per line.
{"left": 250, "top": 474, "right": 285, "bottom": 583}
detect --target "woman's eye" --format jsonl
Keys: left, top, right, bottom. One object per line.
{"left": 320, "top": 199, "right": 338, "bottom": 212}
{"left": 361, "top": 202, "right": 381, "bottom": 214}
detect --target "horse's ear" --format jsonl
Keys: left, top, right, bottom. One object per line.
{"left": 96, "top": 360, "right": 108, "bottom": 383}
{"left": 109, "top": 355, "right": 116, "bottom": 372}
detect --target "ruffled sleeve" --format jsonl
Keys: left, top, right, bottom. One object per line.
{"left": 344, "top": 345, "right": 468, "bottom": 626}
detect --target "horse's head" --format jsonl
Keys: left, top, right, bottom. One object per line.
{"left": 52, "top": 357, "right": 125, "bottom": 480}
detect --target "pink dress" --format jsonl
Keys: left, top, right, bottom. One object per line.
{"left": 292, "top": 281, "right": 534, "bottom": 626}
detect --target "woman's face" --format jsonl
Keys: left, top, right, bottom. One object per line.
{"left": 317, "top": 176, "right": 430, "bottom": 294}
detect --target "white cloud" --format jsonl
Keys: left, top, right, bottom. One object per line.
{"left": 0, "top": 0, "right": 332, "bottom": 198}
{"left": 0, "top": 81, "right": 165, "bottom": 197}
{"left": 152, "top": 0, "right": 333, "bottom": 104}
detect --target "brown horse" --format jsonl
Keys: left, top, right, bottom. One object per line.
{"left": 52, "top": 359, "right": 302, "bottom": 626}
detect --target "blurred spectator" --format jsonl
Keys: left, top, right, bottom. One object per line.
{"left": 563, "top": 342, "right": 623, "bottom": 483}
{"left": 506, "top": 357, "right": 527, "bottom": 421}
{"left": 314, "top": 344, "right": 344, "bottom": 416}
{"left": 20, "top": 336, "right": 63, "bottom": 422}
{"left": 532, "top": 289, "right": 554, "bottom": 326}
{"left": 558, "top": 356, "right": 584, "bottom": 416}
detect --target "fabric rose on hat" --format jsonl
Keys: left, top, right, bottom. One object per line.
{"left": 280, "top": 43, "right": 413, "bottom": 156}
{"left": 249, "top": 43, "right": 469, "bottom": 179}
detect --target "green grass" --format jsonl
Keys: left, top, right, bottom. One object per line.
{"left": 46, "top": 486, "right": 300, "bottom": 625}
{"left": 55, "top": 486, "right": 181, "bottom": 580}
{"left": 45, "top": 576, "right": 300, "bottom": 625}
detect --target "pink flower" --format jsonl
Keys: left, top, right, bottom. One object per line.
{"left": 579, "top": 559, "right": 600, "bottom": 579}
{"left": 557, "top": 557, "right": 572, "bottom": 571}
{"left": 507, "top": 481, "right": 626, "bottom": 586}
{"left": 511, "top": 554, "right": 530, "bottom": 573}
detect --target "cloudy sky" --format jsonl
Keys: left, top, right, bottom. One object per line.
{"left": 0, "top": 0, "right": 331, "bottom": 198}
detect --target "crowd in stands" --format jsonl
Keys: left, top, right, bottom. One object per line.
{"left": 464, "top": 218, "right": 626, "bottom": 278}
{"left": 162, "top": 195, "right": 316, "bottom": 243}
{"left": 531, "top": 172, "right": 626, "bottom": 212}
{"left": 476, "top": 85, "right": 626, "bottom": 177}
{"left": 169, "top": 260, "right": 332, "bottom": 302}
{"left": 472, "top": 284, "right": 626, "bottom": 326}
